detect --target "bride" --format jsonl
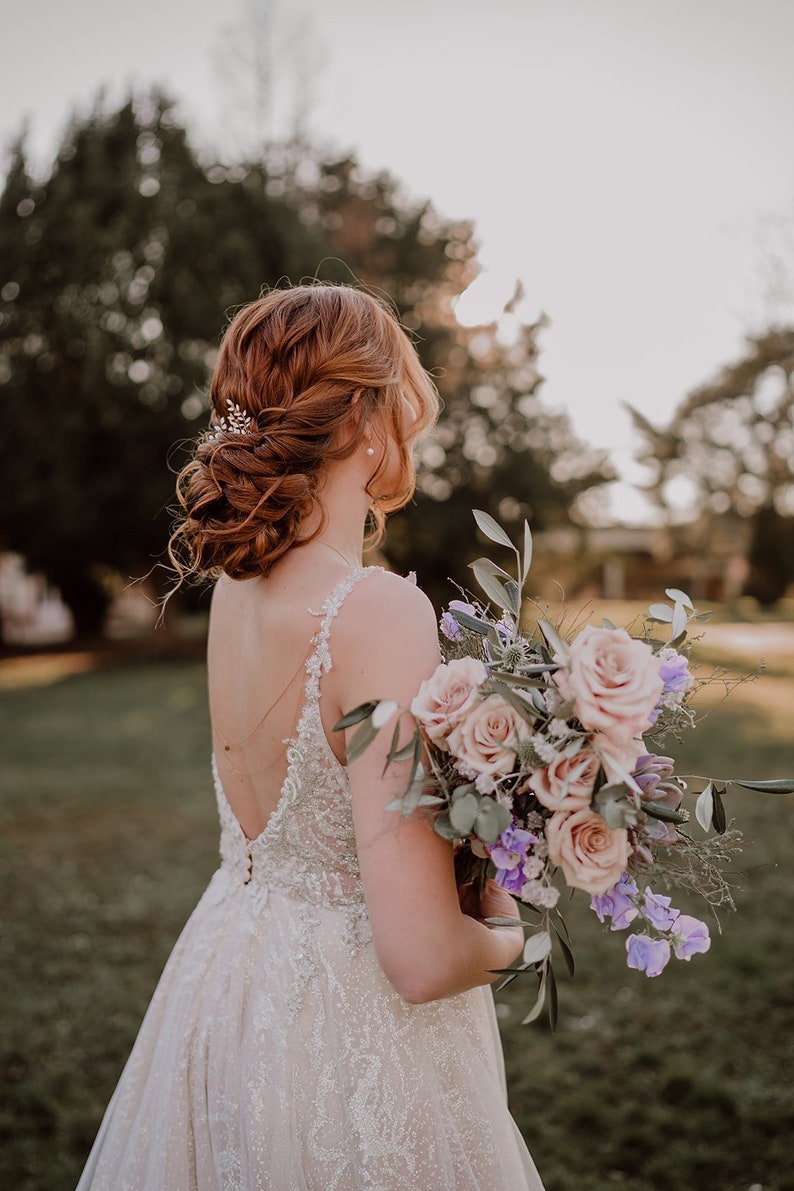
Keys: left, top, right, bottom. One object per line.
{"left": 77, "top": 283, "right": 545, "bottom": 1189}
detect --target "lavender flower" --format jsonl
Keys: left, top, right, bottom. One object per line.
{"left": 440, "top": 600, "right": 477, "bottom": 641}
{"left": 671, "top": 915, "right": 711, "bottom": 960}
{"left": 626, "top": 933, "right": 671, "bottom": 977}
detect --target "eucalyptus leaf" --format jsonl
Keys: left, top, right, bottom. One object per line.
{"left": 593, "top": 785, "right": 640, "bottom": 829}
{"left": 382, "top": 717, "right": 403, "bottom": 776}
{"left": 489, "top": 681, "right": 539, "bottom": 726}
{"left": 451, "top": 783, "right": 477, "bottom": 801}
{"left": 388, "top": 738, "right": 420, "bottom": 764}
{"left": 695, "top": 610, "right": 713, "bottom": 623}
{"left": 538, "top": 618, "right": 568, "bottom": 661}
{"left": 695, "top": 782, "right": 714, "bottom": 832}
{"left": 648, "top": 603, "right": 674, "bottom": 623}
{"left": 547, "top": 960, "right": 558, "bottom": 1032}
{"left": 665, "top": 587, "right": 694, "bottom": 609}
{"left": 473, "top": 508, "right": 516, "bottom": 551}
{"left": 470, "top": 563, "right": 514, "bottom": 614}
{"left": 469, "top": 556, "right": 512, "bottom": 580}
{"left": 344, "top": 718, "right": 379, "bottom": 764}
{"left": 486, "top": 917, "right": 531, "bottom": 929}
{"left": 487, "top": 670, "right": 549, "bottom": 688}
{"left": 601, "top": 618, "right": 617, "bottom": 630}
{"left": 433, "top": 812, "right": 466, "bottom": 840}
{"left": 712, "top": 786, "right": 727, "bottom": 834}
{"left": 552, "top": 922, "right": 575, "bottom": 977}
{"left": 521, "top": 976, "right": 547, "bottom": 1025}
{"left": 449, "top": 607, "right": 490, "bottom": 636}
{"left": 505, "top": 579, "right": 522, "bottom": 616}
{"left": 733, "top": 778, "right": 794, "bottom": 793}
{"left": 449, "top": 792, "right": 480, "bottom": 834}
{"left": 671, "top": 600, "right": 688, "bottom": 642}
{"left": 522, "top": 520, "right": 533, "bottom": 581}
{"left": 474, "top": 798, "right": 511, "bottom": 844}
{"left": 522, "top": 931, "right": 552, "bottom": 965}
{"left": 333, "top": 701, "right": 378, "bottom": 731}
{"left": 494, "top": 961, "right": 530, "bottom": 993}
{"left": 554, "top": 909, "right": 572, "bottom": 945}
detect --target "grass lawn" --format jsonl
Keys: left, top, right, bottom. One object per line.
{"left": 1, "top": 619, "right": 793, "bottom": 1191}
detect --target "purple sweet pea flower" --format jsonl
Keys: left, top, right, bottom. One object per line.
{"left": 671, "top": 915, "right": 711, "bottom": 960}
{"left": 590, "top": 872, "right": 640, "bottom": 930}
{"left": 440, "top": 600, "right": 477, "bottom": 641}
{"left": 641, "top": 888, "right": 679, "bottom": 931}
{"left": 626, "top": 933, "right": 671, "bottom": 977}
{"left": 658, "top": 652, "right": 693, "bottom": 694}
{"left": 490, "top": 825, "right": 537, "bottom": 894}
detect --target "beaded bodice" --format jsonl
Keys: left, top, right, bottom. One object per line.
{"left": 210, "top": 567, "right": 380, "bottom": 931}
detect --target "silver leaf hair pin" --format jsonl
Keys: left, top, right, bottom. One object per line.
{"left": 214, "top": 399, "right": 253, "bottom": 437}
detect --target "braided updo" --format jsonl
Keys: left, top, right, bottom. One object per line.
{"left": 170, "top": 284, "right": 439, "bottom": 583}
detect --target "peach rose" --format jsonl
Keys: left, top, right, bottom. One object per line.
{"left": 447, "top": 695, "right": 529, "bottom": 777}
{"left": 555, "top": 625, "right": 664, "bottom": 741}
{"left": 410, "top": 657, "right": 488, "bottom": 745}
{"left": 528, "top": 749, "right": 600, "bottom": 811}
{"left": 546, "top": 808, "right": 631, "bottom": 895}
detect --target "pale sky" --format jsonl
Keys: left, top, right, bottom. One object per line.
{"left": 3, "top": 0, "right": 794, "bottom": 522}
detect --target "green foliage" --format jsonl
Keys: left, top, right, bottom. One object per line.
{"left": 628, "top": 327, "right": 794, "bottom": 605}
{"left": 1, "top": 93, "right": 614, "bottom": 630}
{"left": 0, "top": 94, "right": 326, "bottom": 630}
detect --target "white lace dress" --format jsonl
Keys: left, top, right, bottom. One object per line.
{"left": 76, "top": 569, "right": 545, "bottom": 1190}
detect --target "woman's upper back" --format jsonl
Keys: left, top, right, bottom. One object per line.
{"left": 207, "top": 561, "right": 439, "bottom": 844}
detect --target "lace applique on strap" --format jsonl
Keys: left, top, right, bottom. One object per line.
{"left": 304, "top": 566, "right": 382, "bottom": 704}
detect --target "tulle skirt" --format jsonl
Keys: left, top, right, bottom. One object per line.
{"left": 77, "top": 868, "right": 544, "bottom": 1190}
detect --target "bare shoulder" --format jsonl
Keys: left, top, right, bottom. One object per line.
{"left": 330, "top": 568, "right": 440, "bottom": 713}
{"left": 338, "top": 569, "right": 438, "bottom": 641}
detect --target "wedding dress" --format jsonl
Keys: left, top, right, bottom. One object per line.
{"left": 77, "top": 568, "right": 544, "bottom": 1190}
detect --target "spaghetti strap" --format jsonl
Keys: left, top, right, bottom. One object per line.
{"left": 303, "top": 565, "right": 383, "bottom": 706}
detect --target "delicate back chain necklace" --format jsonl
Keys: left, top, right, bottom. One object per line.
{"left": 213, "top": 556, "right": 360, "bottom": 778}
{"left": 313, "top": 539, "right": 361, "bottom": 569}
{"left": 213, "top": 649, "right": 309, "bottom": 758}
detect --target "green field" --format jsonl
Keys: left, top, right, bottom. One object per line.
{"left": 1, "top": 622, "right": 793, "bottom": 1191}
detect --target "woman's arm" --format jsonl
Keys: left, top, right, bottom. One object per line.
{"left": 331, "top": 572, "right": 525, "bottom": 1004}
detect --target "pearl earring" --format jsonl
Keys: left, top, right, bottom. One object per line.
{"left": 366, "top": 445, "right": 375, "bottom": 456}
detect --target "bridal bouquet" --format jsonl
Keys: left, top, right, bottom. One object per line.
{"left": 337, "top": 511, "right": 794, "bottom": 1026}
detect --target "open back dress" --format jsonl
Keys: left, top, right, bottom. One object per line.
{"left": 77, "top": 568, "right": 544, "bottom": 1190}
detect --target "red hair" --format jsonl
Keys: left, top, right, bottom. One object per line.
{"left": 170, "top": 283, "right": 439, "bottom": 582}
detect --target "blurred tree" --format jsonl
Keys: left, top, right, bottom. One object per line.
{"left": 628, "top": 328, "right": 794, "bottom": 603}
{"left": 1, "top": 91, "right": 613, "bottom": 632}
{"left": 298, "top": 156, "right": 615, "bottom": 599}
{"left": 0, "top": 92, "right": 328, "bottom": 632}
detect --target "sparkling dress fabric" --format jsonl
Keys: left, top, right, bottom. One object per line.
{"left": 77, "top": 568, "right": 545, "bottom": 1191}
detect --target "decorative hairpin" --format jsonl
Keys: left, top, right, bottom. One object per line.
{"left": 213, "top": 399, "right": 253, "bottom": 437}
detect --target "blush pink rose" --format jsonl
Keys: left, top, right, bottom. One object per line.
{"left": 528, "top": 749, "right": 600, "bottom": 811}
{"left": 410, "top": 657, "right": 487, "bottom": 745}
{"left": 447, "top": 695, "right": 529, "bottom": 777}
{"left": 546, "top": 808, "right": 632, "bottom": 895}
{"left": 555, "top": 625, "right": 664, "bottom": 741}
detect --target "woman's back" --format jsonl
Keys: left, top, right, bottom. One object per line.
{"left": 208, "top": 564, "right": 353, "bottom": 843}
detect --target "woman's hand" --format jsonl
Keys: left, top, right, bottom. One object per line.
{"left": 460, "top": 878, "right": 525, "bottom": 969}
